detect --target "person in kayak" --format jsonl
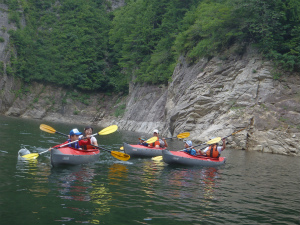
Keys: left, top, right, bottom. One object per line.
{"left": 80, "top": 126, "right": 98, "bottom": 147}
{"left": 200, "top": 138, "right": 226, "bottom": 158}
{"left": 148, "top": 129, "right": 168, "bottom": 148}
{"left": 51, "top": 128, "right": 91, "bottom": 150}
{"left": 138, "top": 137, "right": 149, "bottom": 147}
{"left": 183, "top": 140, "right": 197, "bottom": 156}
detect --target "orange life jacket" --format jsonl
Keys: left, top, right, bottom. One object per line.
{"left": 206, "top": 145, "right": 220, "bottom": 158}
{"left": 149, "top": 137, "right": 160, "bottom": 148}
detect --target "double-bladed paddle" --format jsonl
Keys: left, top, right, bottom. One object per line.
{"left": 22, "top": 124, "right": 118, "bottom": 160}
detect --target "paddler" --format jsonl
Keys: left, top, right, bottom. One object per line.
{"left": 138, "top": 137, "right": 149, "bottom": 147}
{"left": 80, "top": 126, "right": 98, "bottom": 149}
{"left": 200, "top": 137, "right": 226, "bottom": 158}
{"left": 182, "top": 140, "right": 197, "bottom": 156}
{"left": 148, "top": 129, "right": 168, "bottom": 148}
{"left": 49, "top": 128, "right": 91, "bottom": 150}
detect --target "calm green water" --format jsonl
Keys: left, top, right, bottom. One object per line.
{"left": 0, "top": 115, "right": 299, "bottom": 225}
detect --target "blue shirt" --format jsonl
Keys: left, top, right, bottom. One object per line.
{"left": 183, "top": 148, "right": 197, "bottom": 156}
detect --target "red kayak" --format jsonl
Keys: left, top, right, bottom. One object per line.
{"left": 162, "top": 150, "right": 226, "bottom": 167}
{"left": 51, "top": 147, "right": 100, "bottom": 167}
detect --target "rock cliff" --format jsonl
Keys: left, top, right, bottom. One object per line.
{"left": 1, "top": 3, "right": 299, "bottom": 156}
{"left": 116, "top": 49, "right": 300, "bottom": 156}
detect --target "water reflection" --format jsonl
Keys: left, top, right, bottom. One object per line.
{"left": 165, "top": 167, "right": 220, "bottom": 198}
{"left": 108, "top": 163, "right": 128, "bottom": 184}
{"left": 202, "top": 167, "right": 219, "bottom": 200}
{"left": 49, "top": 163, "right": 131, "bottom": 218}
{"left": 51, "top": 167, "right": 96, "bottom": 202}
{"left": 16, "top": 151, "right": 51, "bottom": 197}
{"left": 144, "top": 166, "right": 222, "bottom": 221}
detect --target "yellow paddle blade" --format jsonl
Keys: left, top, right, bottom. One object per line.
{"left": 206, "top": 137, "right": 221, "bottom": 145}
{"left": 145, "top": 136, "right": 158, "bottom": 144}
{"left": 21, "top": 153, "right": 39, "bottom": 159}
{"left": 120, "top": 146, "right": 124, "bottom": 150}
{"left": 152, "top": 156, "right": 163, "bottom": 161}
{"left": 40, "top": 124, "right": 56, "bottom": 134}
{"left": 111, "top": 151, "right": 130, "bottom": 161}
{"left": 98, "top": 125, "right": 118, "bottom": 135}
{"left": 176, "top": 132, "right": 190, "bottom": 139}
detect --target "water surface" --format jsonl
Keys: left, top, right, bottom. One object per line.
{"left": 0, "top": 116, "right": 299, "bottom": 225}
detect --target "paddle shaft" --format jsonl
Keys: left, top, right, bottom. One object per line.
{"left": 55, "top": 131, "right": 68, "bottom": 137}
{"left": 198, "top": 127, "right": 246, "bottom": 151}
{"left": 90, "top": 144, "right": 111, "bottom": 153}
{"left": 180, "top": 143, "right": 205, "bottom": 151}
{"left": 223, "top": 127, "right": 246, "bottom": 139}
{"left": 148, "top": 135, "right": 178, "bottom": 143}
{"left": 163, "top": 132, "right": 190, "bottom": 140}
{"left": 38, "top": 147, "right": 56, "bottom": 156}
{"left": 164, "top": 136, "right": 177, "bottom": 140}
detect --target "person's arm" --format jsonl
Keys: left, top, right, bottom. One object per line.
{"left": 200, "top": 147, "right": 209, "bottom": 155}
{"left": 91, "top": 137, "right": 98, "bottom": 146}
{"left": 221, "top": 138, "right": 226, "bottom": 150}
{"left": 163, "top": 138, "right": 168, "bottom": 147}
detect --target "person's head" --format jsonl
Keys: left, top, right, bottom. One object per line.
{"left": 69, "top": 128, "right": 82, "bottom": 141}
{"left": 84, "top": 126, "right": 93, "bottom": 135}
{"left": 153, "top": 129, "right": 159, "bottom": 137}
{"left": 139, "top": 137, "right": 146, "bottom": 143}
{"left": 184, "top": 140, "right": 193, "bottom": 148}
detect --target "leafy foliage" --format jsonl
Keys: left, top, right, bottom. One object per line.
{"left": 174, "top": 0, "right": 300, "bottom": 71}
{"left": 8, "top": 0, "right": 121, "bottom": 92}
{"left": 4, "top": 0, "right": 300, "bottom": 93}
{"left": 109, "top": 0, "right": 200, "bottom": 84}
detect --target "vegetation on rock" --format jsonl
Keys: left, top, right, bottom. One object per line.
{"left": 3, "top": 0, "right": 300, "bottom": 93}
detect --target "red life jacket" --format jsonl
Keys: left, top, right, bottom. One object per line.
{"left": 206, "top": 145, "right": 220, "bottom": 158}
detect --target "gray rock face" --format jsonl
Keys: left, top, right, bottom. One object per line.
{"left": 116, "top": 82, "right": 168, "bottom": 134}
{"left": 116, "top": 49, "right": 300, "bottom": 156}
